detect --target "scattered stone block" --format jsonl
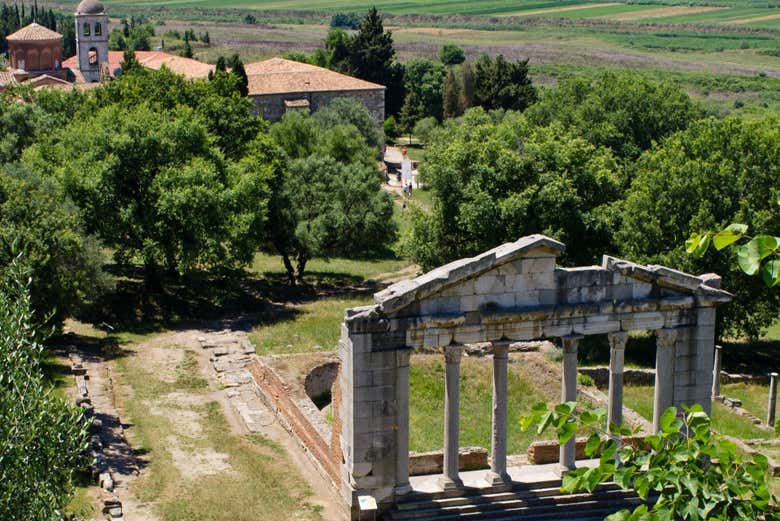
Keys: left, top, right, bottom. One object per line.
{"left": 99, "top": 472, "right": 114, "bottom": 491}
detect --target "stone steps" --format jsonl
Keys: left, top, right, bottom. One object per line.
{"left": 386, "top": 483, "right": 644, "bottom": 521}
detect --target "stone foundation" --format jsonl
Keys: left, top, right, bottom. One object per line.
{"left": 249, "top": 356, "right": 340, "bottom": 485}
{"left": 409, "top": 447, "right": 489, "bottom": 476}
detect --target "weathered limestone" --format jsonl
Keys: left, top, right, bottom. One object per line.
{"left": 654, "top": 328, "right": 678, "bottom": 432}
{"left": 485, "top": 344, "right": 510, "bottom": 485}
{"left": 768, "top": 372, "right": 778, "bottom": 428}
{"left": 559, "top": 335, "right": 582, "bottom": 474}
{"left": 395, "top": 349, "right": 412, "bottom": 495}
{"left": 440, "top": 345, "right": 465, "bottom": 490}
{"left": 607, "top": 332, "right": 629, "bottom": 432}
{"left": 337, "top": 235, "right": 731, "bottom": 519}
{"left": 712, "top": 344, "right": 723, "bottom": 399}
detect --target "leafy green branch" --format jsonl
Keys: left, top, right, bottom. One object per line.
{"left": 521, "top": 403, "right": 779, "bottom": 521}
{"left": 687, "top": 223, "right": 780, "bottom": 287}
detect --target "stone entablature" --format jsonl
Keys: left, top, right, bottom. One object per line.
{"left": 336, "top": 235, "right": 731, "bottom": 518}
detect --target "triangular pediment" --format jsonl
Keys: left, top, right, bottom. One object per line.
{"left": 374, "top": 235, "right": 565, "bottom": 315}
{"left": 373, "top": 236, "right": 731, "bottom": 317}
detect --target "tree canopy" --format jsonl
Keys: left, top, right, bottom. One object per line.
{"left": 25, "top": 103, "right": 274, "bottom": 282}
{"left": 618, "top": 115, "right": 780, "bottom": 337}
{"left": 525, "top": 72, "right": 704, "bottom": 160}
{"left": 269, "top": 107, "right": 396, "bottom": 283}
{"left": 404, "top": 108, "right": 622, "bottom": 270}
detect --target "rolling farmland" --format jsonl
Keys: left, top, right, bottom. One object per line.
{"left": 46, "top": 0, "right": 780, "bottom": 115}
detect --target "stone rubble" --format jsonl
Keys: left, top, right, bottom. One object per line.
{"left": 197, "top": 330, "right": 274, "bottom": 433}
{"left": 68, "top": 349, "right": 125, "bottom": 520}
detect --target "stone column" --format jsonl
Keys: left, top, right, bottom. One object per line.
{"left": 712, "top": 345, "right": 722, "bottom": 400}
{"left": 395, "top": 348, "right": 412, "bottom": 495}
{"left": 607, "top": 332, "right": 628, "bottom": 434}
{"left": 768, "top": 372, "right": 778, "bottom": 428}
{"left": 653, "top": 328, "right": 678, "bottom": 433}
{"left": 486, "top": 344, "right": 510, "bottom": 485}
{"left": 440, "top": 345, "right": 465, "bottom": 490}
{"left": 559, "top": 335, "right": 582, "bottom": 475}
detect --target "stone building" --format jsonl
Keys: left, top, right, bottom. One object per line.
{"left": 334, "top": 234, "right": 730, "bottom": 518}
{"left": 74, "top": 0, "right": 109, "bottom": 83}
{"left": 245, "top": 58, "right": 385, "bottom": 123}
{"left": 7, "top": 22, "right": 63, "bottom": 73}
{"left": 2, "top": 0, "right": 213, "bottom": 92}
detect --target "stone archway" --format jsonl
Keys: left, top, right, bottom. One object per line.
{"left": 336, "top": 234, "right": 730, "bottom": 518}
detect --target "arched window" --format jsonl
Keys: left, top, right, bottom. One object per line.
{"left": 89, "top": 47, "right": 98, "bottom": 66}
{"left": 94, "top": 23, "right": 102, "bottom": 36}
{"left": 83, "top": 22, "right": 90, "bottom": 36}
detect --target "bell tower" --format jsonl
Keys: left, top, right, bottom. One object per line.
{"left": 75, "top": 0, "right": 108, "bottom": 82}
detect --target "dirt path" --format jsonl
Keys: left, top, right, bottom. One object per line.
{"left": 192, "top": 326, "right": 345, "bottom": 520}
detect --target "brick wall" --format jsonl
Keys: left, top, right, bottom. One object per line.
{"left": 249, "top": 359, "right": 339, "bottom": 484}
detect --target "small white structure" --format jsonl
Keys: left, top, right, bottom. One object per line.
{"left": 75, "top": 0, "right": 109, "bottom": 82}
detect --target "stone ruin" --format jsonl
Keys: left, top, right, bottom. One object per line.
{"left": 335, "top": 234, "right": 731, "bottom": 518}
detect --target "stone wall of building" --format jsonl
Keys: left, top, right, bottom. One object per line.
{"left": 250, "top": 88, "right": 385, "bottom": 124}
{"left": 9, "top": 38, "right": 62, "bottom": 70}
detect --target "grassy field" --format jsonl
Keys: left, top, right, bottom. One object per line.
{"left": 722, "top": 382, "right": 773, "bottom": 422}
{"left": 249, "top": 294, "right": 372, "bottom": 354}
{"left": 56, "top": 0, "right": 780, "bottom": 23}
{"left": 623, "top": 384, "right": 775, "bottom": 440}
{"left": 409, "top": 355, "right": 558, "bottom": 454}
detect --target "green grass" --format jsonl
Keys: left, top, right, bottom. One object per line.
{"left": 408, "top": 355, "right": 603, "bottom": 454}
{"left": 409, "top": 355, "right": 556, "bottom": 454}
{"left": 624, "top": 385, "right": 775, "bottom": 439}
{"left": 251, "top": 252, "right": 410, "bottom": 283}
{"left": 722, "top": 382, "right": 772, "bottom": 422}
{"left": 70, "top": 0, "right": 780, "bottom": 18}
{"left": 249, "top": 295, "right": 373, "bottom": 354}
{"left": 115, "top": 341, "right": 323, "bottom": 520}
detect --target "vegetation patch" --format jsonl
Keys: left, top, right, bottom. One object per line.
{"left": 409, "top": 354, "right": 557, "bottom": 454}
{"left": 115, "top": 340, "right": 323, "bottom": 520}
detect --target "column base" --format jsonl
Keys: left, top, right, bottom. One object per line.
{"left": 395, "top": 483, "right": 413, "bottom": 496}
{"left": 554, "top": 464, "right": 576, "bottom": 478}
{"left": 438, "top": 475, "right": 463, "bottom": 491}
{"left": 483, "top": 471, "right": 511, "bottom": 486}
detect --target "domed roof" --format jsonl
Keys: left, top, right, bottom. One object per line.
{"left": 6, "top": 22, "right": 62, "bottom": 41}
{"left": 76, "top": 0, "right": 105, "bottom": 15}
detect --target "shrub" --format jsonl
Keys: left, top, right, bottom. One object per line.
{"left": 0, "top": 261, "right": 90, "bottom": 520}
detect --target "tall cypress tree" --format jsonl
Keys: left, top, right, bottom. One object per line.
{"left": 442, "top": 68, "right": 461, "bottom": 119}
{"left": 348, "top": 8, "right": 402, "bottom": 114}
{"left": 227, "top": 54, "right": 248, "bottom": 96}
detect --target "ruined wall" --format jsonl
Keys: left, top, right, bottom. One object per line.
{"left": 249, "top": 359, "right": 339, "bottom": 484}
{"left": 337, "top": 235, "right": 730, "bottom": 518}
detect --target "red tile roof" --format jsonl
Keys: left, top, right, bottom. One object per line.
{"left": 7, "top": 22, "right": 62, "bottom": 41}
{"left": 61, "top": 51, "right": 215, "bottom": 80}
{"left": 244, "top": 58, "right": 384, "bottom": 96}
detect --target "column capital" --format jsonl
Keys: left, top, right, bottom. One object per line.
{"left": 656, "top": 327, "right": 678, "bottom": 348}
{"left": 396, "top": 348, "right": 412, "bottom": 367}
{"left": 444, "top": 345, "right": 465, "bottom": 364}
{"left": 561, "top": 334, "right": 583, "bottom": 353}
{"left": 492, "top": 343, "right": 510, "bottom": 358}
{"left": 608, "top": 331, "right": 628, "bottom": 351}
